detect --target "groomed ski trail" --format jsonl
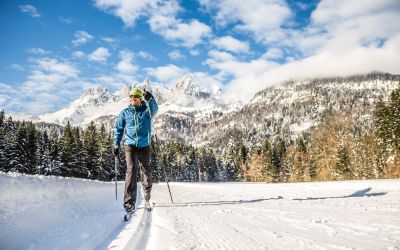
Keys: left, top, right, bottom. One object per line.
{"left": 1, "top": 172, "right": 400, "bottom": 249}
{"left": 146, "top": 180, "right": 400, "bottom": 250}
{"left": 0, "top": 172, "right": 153, "bottom": 250}
{"left": 108, "top": 203, "right": 153, "bottom": 249}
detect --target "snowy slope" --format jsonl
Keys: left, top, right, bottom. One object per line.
{"left": 1, "top": 172, "right": 400, "bottom": 249}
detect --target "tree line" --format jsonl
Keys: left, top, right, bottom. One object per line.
{"left": 0, "top": 83, "right": 399, "bottom": 182}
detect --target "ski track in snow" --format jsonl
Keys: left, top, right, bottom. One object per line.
{"left": 148, "top": 181, "right": 400, "bottom": 250}
{"left": 1, "top": 172, "right": 400, "bottom": 249}
{"left": 0, "top": 172, "right": 151, "bottom": 250}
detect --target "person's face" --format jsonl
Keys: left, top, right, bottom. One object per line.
{"left": 130, "top": 95, "right": 142, "bottom": 106}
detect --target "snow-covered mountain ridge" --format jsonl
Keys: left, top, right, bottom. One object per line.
{"left": 37, "top": 74, "right": 226, "bottom": 128}
{"left": 195, "top": 73, "right": 400, "bottom": 147}
{"left": 35, "top": 73, "right": 400, "bottom": 148}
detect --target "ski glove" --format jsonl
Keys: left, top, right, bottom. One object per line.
{"left": 113, "top": 147, "right": 119, "bottom": 156}
{"left": 144, "top": 91, "right": 153, "bottom": 101}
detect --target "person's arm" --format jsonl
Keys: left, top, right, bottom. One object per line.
{"left": 144, "top": 91, "right": 158, "bottom": 118}
{"left": 114, "top": 111, "right": 126, "bottom": 153}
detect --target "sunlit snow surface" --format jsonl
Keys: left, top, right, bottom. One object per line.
{"left": 1, "top": 172, "right": 400, "bottom": 249}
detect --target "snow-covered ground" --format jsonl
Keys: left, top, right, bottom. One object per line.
{"left": 1, "top": 172, "right": 400, "bottom": 249}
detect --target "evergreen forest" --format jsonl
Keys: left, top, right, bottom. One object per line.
{"left": 1, "top": 84, "right": 399, "bottom": 183}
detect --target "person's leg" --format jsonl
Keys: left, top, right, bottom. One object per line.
{"left": 139, "top": 146, "right": 152, "bottom": 201}
{"left": 124, "top": 146, "right": 139, "bottom": 210}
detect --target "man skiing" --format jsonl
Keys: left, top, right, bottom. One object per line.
{"left": 113, "top": 88, "right": 158, "bottom": 213}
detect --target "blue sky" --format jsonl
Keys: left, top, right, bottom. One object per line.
{"left": 1, "top": 0, "right": 399, "bottom": 116}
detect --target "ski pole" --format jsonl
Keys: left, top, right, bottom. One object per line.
{"left": 161, "top": 162, "right": 174, "bottom": 204}
{"left": 115, "top": 155, "right": 119, "bottom": 201}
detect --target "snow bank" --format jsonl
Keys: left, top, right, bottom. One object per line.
{"left": 0, "top": 172, "right": 146, "bottom": 250}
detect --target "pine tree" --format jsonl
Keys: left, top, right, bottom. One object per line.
{"left": 84, "top": 121, "right": 100, "bottom": 179}
{"left": 98, "top": 124, "right": 112, "bottom": 181}
{"left": 71, "top": 127, "right": 87, "bottom": 178}
{"left": 14, "top": 121, "right": 29, "bottom": 173}
{"left": 271, "top": 138, "right": 286, "bottom": 182}
{"left": 36, "top": 131, "right": 51, "bottom": 175}
{"left": 334, "top": 144, "right": 352, "bottom": 180}
{"left": 0, "top": 111, "right": 5, "bottom": 169}
{"left": 261, "top": 139, "right": 274, "bottom": 182}
{"left": 0, "top": 110, "right": 4, "bottom": 128}
{"left": 374, "top": 98, "right": 391, "bottom": 145}
{"left": 389, "top": 85, "right": 400, "bottom": 150}
{"left": 2, "top": 117, "right": 17, "bottom": 172}
{"left": 187, "top": 146, "right": 198, "bottom": 182}
{"left": 49, "top": 131, "right": 61, "bottom": 176}
{"left": 26, "top": 122, "right": 37, "bottom": 174}
{"left": 290, "top": 137, "right": 310, "bottom": 182}
{"left": 60, "top": 121, "right": 74, "bottom": 176}
{"left": 150, "top": 136, "right": 164, "bottom": 182}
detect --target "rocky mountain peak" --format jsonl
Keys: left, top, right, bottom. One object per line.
{"left": 71, "top": 86, "right": 112, "bottom": 108}
{"left": 172, "top": 74, "right": 213, "bottom": 100}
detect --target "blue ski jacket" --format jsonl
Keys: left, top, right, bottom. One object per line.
{"left": 114, "top": 97, "right": 158, "bottom": 148}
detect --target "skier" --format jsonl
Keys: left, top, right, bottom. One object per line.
{"left": 113, "top": 88, "right": 158, "bottom": 213}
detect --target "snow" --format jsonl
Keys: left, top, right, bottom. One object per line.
{"left": 1, "top": 172, "right": 400, "bottom": 249}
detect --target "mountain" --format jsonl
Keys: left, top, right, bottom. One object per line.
{"left": 35, "top": 72, "right": 400, "bottom": 148}
{"left": 37, "top": 74, "right": 227, "bottom": 131}
{"left": 192, "top": 73, "right": 400, "bottom": 148}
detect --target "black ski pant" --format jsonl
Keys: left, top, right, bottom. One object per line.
{"left": 124, "top": 145, "right": 152, "bottom": 209}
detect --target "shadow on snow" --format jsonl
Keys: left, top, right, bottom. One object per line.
{"left": 155, "top": 196, "right": 284, "bottom": 208}
{"left": 155, "top": 187, "right": 386, "bottom": 207}
{"left": 292, "top": 187, "right": 387, "bottom": 201}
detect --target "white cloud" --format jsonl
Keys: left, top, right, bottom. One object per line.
{"left": 4, "top": 58, "right": 83, "bottom": 116}
{"left": 88, "top": 47, "right": 111, "bottom": 62}
{"left": 220, "top": 36, "right": 400, "bottom": 103}
{"left": 148, "top": 12, "right": 212, "bottom": 47}
{"left": 200, "top": 0, "right": 292, "bottom": 43}
{"left": 168, "top": 50, "right": 185, "bottom": 60}
{"left": 19, "top": 4, "right": 41, "bottom": 18}
{"left": 211, "top": 36, "right": 250, "bottom": 54}
{"left": 311, "top": 0, "right": 398, "bottom": 25}
{"left": 0, "top": 95, "right": 7, "bottom": 106}
{"left": 24, "top": 93, "right": 61, "bottom": 115}
{"left": 72, "top": 51, "right": 86, "bottom": 59}
{"left": 262, "top": 48, "right": 283, "bottom": 60}
{"left": 101, "top": 37, "right": 116, "bottom": 43}
{"left": 95, "top": 0, "right": 210, "bottom": 47}
{"left": 35, "top": 58, "right": 79, "bottom": 78}
{"left": 0, "top": 83, "right": 18, "bottom": 94}
{"left": 190, "top": 49, "right": 200, "bottom": 56}
{"left": 115, "top": 50, "right": 137, "bottom": 74}
{"left": 94, "top": 0, "right": 158, "bottom": 27}
{"left": 206, "top": 50, "right": 236, "bottom": 63}
{"left": 145, "top": 64, "right": 188, "bottom": 84}
{"left": 162, "top": 19, "right": 211, "bottom": 48}
{"left": 200, "top": 0, "right": 400, "bottom": 103}
{"left": 27, "top": 48, "right": 51, "bottom": 55}
{"left": 59, "top": 16, "right": 76, "bottom": 25}
{"left": 137, "top": 51, "right": 156, "bottom": 61}
{"left": 72, "top": 31, "right": 94, "bottom": 46}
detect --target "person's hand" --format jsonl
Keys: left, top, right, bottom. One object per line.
{"left": 144, "top": 91, "right": 153, "bottom": 101}
{"left": 113, "top": 146, "right": 119, "bottom": 156}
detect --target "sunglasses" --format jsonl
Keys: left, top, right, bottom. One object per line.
{"left": 130, "top": 95, "right": 141, "bottom": 99}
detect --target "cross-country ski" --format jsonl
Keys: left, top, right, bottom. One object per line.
{"left": 123, "top": 209, "right": 135, "bottom": 222}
